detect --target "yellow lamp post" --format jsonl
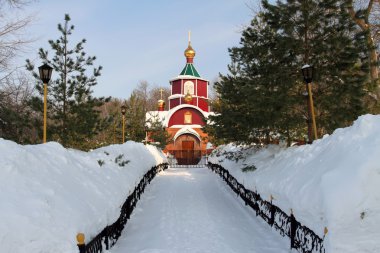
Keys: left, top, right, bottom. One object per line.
{"left": 144, "top": 126, "right": 148, "bottom": 145}
{"left": 302, "top": 91, "right": 313, "bottom": 144}
{"left": 38, "top": 63, "right": 53, "bottom": 143}
{"left": 121, "top": 104, "right": 127, "bottom": 143}
{"left": 301, "top": 64, "right": 318, "bottom": 141}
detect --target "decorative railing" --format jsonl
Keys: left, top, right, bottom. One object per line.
{"left": 77, "top": 163, "right": 169, "bottom": 253}
{"left": 207, "top": 162, "right": 326, "bottom": 253}
{"left": 169, "top": 164, "right": 206, "bottom": 168}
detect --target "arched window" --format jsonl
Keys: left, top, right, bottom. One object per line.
{"left": 184, "top": 81, "right": 194, "bottom": 95}
{"left": 184, "top": 111, "right": 192, "bottom": 124}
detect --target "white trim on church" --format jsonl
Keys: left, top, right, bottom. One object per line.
{"left": 145, "top": 104, "right": 214, "bottom": 128}
{"left": 173, "top": 127, "right": 201, "bottom": 142}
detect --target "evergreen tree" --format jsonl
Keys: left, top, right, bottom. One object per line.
{"left": 26, "top": 14, "right": 108, "bottom": 149}
{"left": 125, "top": 92, "right": 146, "bottom": 142}
{"left": 206, "top": 0, "right": 368, "bottom": 144}
{"left": 92, "top": 84, "right": 171, "bottom": 147}
{"left": 95, "top": 98, "right": 124, "bottom": 145}
{"left": 146, "top": 113, "right": 171, "bottom": 149}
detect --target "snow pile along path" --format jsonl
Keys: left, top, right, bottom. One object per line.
{"left": 208, "top": 114, "right": 380, "bottom": 253}
{"left": 110, "top": 167, "right": 289, "bottom": 253}
{"left": 0, "top": 140, "right": 166, "bottom": 253}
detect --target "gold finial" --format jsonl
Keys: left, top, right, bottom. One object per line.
{"left": 184, "top": 91, "right": 193, "bottom": 103}
{"left": 184, "top": 31, "right": 195, "bottom": 59}
{"left": 76, "top": 233, "right": 85, "bottom": 245}
{"left": 159, "top": 88, "right": 164, "bottom": 100}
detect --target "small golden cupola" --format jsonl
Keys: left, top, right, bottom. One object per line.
{"left": 157, "top": 88, "right": 165, "bottom": 111}
{"left": 184, "top": 91, "right": 193, "bottom": 104}
{"left": 184, "top": 44, "right": 195, "bottom": 59}
{"left": 184, "top": 31, "right": 196, "bottom": 63}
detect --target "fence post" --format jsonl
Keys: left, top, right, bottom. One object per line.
{"left": 269, "top": 195, "right": 275, "bottom": 226}
{"left": 104, "top": 227, "right": 109, "bottom": 250}
{"left": 77, "top": 233, "right": 85, "bottom": 253}
{"left": 290, "top": 209, "right": 297, "bottom": 249}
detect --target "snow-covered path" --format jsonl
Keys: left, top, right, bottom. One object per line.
{"left": 110, "top": 167, "right": 289, "bottom": 253}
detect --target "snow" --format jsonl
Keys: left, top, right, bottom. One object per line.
{"left": 110, "top": 167, "right": 290, "bottom": 253}
{"left": 169, "top": 124, "right": 203, "bottom": 128}
{"left": 145, "top": 111, "right": 168, "bottom": 127}
{"left": 173, "top": 126, "right": 201, "bottom": 141}
{"left": 208, "top": 114, "right": 380, "bottom": 253}
{"left": 168, "top": 94, "right": 183, "bottom": 99}
{"left": 0, "top": 140, "right": 166, "bottom": 253}
{"left": 169, "top": 75, "right": 209, "bottom": 82}
{"left": 1, "top": 114, "right": 379, "bottom": 253}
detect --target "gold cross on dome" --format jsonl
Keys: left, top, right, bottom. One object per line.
{"left": 159, "top": 88, "right": 164, "bottom": 99}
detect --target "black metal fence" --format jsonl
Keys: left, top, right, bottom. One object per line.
{"left": 77, "top": 163, "right": 169, "bottom": 253}
{"left": 207, "top": 162, "right": 325, "bottom": 253}
{"left": 169, "top": 164, "right": 206, "bottom": 168}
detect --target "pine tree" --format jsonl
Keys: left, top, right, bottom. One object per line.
{"left": 263, "top": 0, "right": 369, "bottom": 133}
{"left": 206, "top": 0, "right": 369, "bottom": 144}
{"left": 26, "top": 14, "right": 108, "bottom": 149}
{"left": 125, "top": 92, "right": 146, "bottom": 142}
{"left": 146, "top": 113, "right": 171, "bottom": 149}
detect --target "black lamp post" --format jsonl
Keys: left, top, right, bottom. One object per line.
{"left": 301, "top": 64, "right": 318, "bottom": 142}
{"left": 38, "top": 63, "right": 53, "bottom": 143}
{"left": 121, "top": 105, "right": 127, "bottom": 143}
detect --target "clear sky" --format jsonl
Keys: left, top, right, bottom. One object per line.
{"left": 21, "top": 1, "right": 255, "bottom": 98}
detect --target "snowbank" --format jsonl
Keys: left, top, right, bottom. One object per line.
{"left": 208, "top": 114, "right": 380, "bottom": 253}
{"left": 0, "top": 140, "right": 166, "bottom": 253}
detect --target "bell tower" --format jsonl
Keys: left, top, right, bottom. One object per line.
{"left": 168, "top": 31, "right": 209, "bottom": 112}
{"left": 145, "top": 32, "right": 214, "bottom": 165}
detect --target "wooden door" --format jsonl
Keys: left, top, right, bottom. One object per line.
{"left": 180, "top": 140, "right": 194, "bottom": 165}
{"left": 182, "top": 140, "right": 194, "bottom": 150}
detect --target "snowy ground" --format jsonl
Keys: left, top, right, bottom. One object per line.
{"left": 110, "top": 167, "right": 290, "bottom": 253}
{"left": 2, "top": 114, "right": 379, "bottom": 253}
{"left": 0, "top": 140, "right": 166, "bottom": 253}
{"left": 208, "top": 114, "right": 380, "bottom": 253}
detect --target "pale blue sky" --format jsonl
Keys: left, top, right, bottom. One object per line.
{"left": 22, "top": 1, "right": 255, "bottom": 98}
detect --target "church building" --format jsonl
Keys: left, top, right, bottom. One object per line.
{"left": 146, "top": 36, "right": 213, "bottom": 165}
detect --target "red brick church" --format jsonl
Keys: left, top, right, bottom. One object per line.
{"left": 146, "top": 35, "right": 214, "bottom": 165}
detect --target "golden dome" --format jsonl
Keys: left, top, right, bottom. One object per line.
{"left": 184, "top": 43, "right": 196, "bottom": 58}
{"left": 184, "top": 91, "right": 193, "bottom": 103}
{"left": 158, "top": 99, "right": 165, "bottom": 107}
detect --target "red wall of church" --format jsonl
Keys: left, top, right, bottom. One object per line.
{"left": 170, "top": 98, "right": 180, "bottom": 109}
{"left": 197, "top": 80, "right": 208, "bottom": 97}
{"left": 171, "top": 80, "right": 181, "bottom": 94}
{"left": 198, "top": 98, "right": 208, "bottom": 112}
{"left": 168, "top": 108, "right": 205, "bottom": 127}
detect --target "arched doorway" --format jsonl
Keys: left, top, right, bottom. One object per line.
{"left": 172, "top": 133, "right": 201, "bottom": 165}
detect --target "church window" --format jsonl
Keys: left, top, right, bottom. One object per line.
{"left": 184, "top": 81, "right": 194, "bottom": 95}
{"left": 184, "top": 111, "right": 192, "bottom": 124}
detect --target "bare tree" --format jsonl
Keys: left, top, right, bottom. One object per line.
{"left": 1, "top": 0, "right": 31, "bottom": 7}
{"left": 148, "top": 86, "right": 170, "bottom": 111}
{"left": 0, "top": 70, "right": 38, "bottom": 143}
{"left": 0, "top": 0, "right": 33, "bottom": 80}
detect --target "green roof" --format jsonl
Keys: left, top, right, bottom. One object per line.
{"left": 180, "top": 63, "right": 200, "bottom": 77}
